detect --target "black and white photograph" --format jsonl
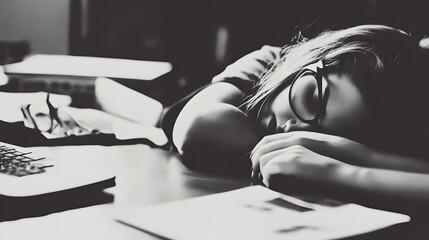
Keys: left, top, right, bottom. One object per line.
{"left": 0, "top": 0, "right": 429, "bottom": 239}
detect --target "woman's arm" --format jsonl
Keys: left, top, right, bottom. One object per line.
{"left": 172, "top": 82, "right": 262, "bottom": 173}
{"left": 168, "top": 45, "right": 280, "bottom": 173}
{"left": 172, "top": 82, "right": 248, "bottom": 154}
{"left": 172, "top": 45, "right": 281, "bottom": 156}
{"left": 253, "top": 144, "right": 429, "bottom": 214}
{"left": 330, "top": 163, "right": 429, "bottom": 214}
{"left": 251, "top": 131, "right": 429, "bottom": 174}
{"left": 172, "top": 85, "right": 262, "bottom": 173}
{"left": 368, "top": 150, "right": 429, "bottom": 173}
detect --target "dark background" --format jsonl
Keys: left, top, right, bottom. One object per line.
{"left": 68, "top": 0, "right": 429, "bottom": 105}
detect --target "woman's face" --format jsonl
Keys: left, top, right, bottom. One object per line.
{"left": 258, "top": 71, "right": 369, "bottom": 136}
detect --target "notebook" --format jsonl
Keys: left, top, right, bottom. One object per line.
{"left": 0, "top": 141, "right": 116, "bottom": 198}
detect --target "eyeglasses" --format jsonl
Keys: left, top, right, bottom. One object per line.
{"left": 289, "top": 62, "right": 328, "bottom": 125}
{"left": 255, "top": 61, "right": 329, "bottom": 130}
{"left": 20, "top": 93, "right": 99, "bottom": 136}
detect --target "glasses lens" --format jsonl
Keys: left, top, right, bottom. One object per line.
{"left": 290, "top": 73, "right": 320, "bottom": 121}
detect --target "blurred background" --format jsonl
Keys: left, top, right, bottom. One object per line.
{"left": 0, "top": 0, "right": 428, "bottom": 106}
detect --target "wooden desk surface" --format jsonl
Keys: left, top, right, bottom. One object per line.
{"left": 0, "top": 144, "right": 249, "bottom": 240}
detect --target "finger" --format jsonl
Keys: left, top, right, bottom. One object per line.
{"left": 251, "top": 136, "right": 301, "bottom": 178}
{"left": 251, "top": 136, "right": 275, "bottom": 179}
{"left": 285, "top": 133, "right": 343, "bottom": 160}
{"left": 265, "top": 132, "right": 331, "bottom": 158}
{"left": 251, "top": 131, "right": 330, "bottom": 178}
{"left": 259, "top": 144, "right": 313, "bottom": 175}
{"left": 251, "top": 147, "right": 289, "bottom": 183}
{"left": 261, "top": 157, "right": 288, "bottom": 187}
{"left": 251, "top": 131, "right": 320, "bottom": 156}
{"left": 251, "top": 133, "right": 289, "bottom": 156}
{"left": 251, "top": 140, "right": 279, "bottom": 180}
{"left": 252, "top": 138, "right": 294, "bottom": 166}
{"left": 251, "top": 156, "right": 261, "bottom": 183}
{"left": 260, "top": 146, "right": 310, "bottom": 186}
{"left": 258, "top": 148, "right": 290, "bottom": 173}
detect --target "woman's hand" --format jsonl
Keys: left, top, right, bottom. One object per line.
{"left": 252, "top": 134, "right": 429, "bottom": 214}
{"left": 252, "top": 144, "right": 352, "bottom": 195}
{"left": 252, "top": 131, "right": 429, "bottom": 176}
{"left": 251, "top": 131, "right": 372, "bottom": 180}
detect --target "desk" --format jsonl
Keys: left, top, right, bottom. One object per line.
{"left": 0, "top": 144, "right": 248, "bottom": 240}
{"left": 0, "top": 144, "right": 427, "bottom": 240}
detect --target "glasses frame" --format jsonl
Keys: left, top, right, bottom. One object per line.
{"left": 288, "top": 64, "right": 326, "bottom": 125}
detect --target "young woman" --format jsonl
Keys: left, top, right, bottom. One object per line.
{"left": 162, "top": 25, "right": 429, "bottom": 214}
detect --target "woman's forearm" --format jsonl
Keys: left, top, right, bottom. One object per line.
{"left": 332, "top": 164, "right": 429, "bottom": 213}
{"left": 367, "top": 150, "right": 429, "bottom": 174}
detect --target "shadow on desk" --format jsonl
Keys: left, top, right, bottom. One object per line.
{"left": 0, "top": 178, "right": 114, "bottom": 222}
{"left": 340, "top": 221, "right": 428, "bottom": 240}
{"left": 0, "top": 120, "right": 164, "bottom": 149}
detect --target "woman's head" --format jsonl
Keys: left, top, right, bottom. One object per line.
{"left": 245, "top": 25, "right": 427, "bottom": 155}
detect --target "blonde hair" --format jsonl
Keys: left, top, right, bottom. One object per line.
{"left": 244, "top": 25, "right": 413, "bottom": 114}
{"left": 243, "top": 24, "right": 429, "bottom": 157}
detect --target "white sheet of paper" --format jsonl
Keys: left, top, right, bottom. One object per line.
{"left": 62, "top": 106, "right": 168, "bottom": 146}
{"left": 0, "top": 66, "right": 9, "bottom": 86}
{"left": 95, "top": 77, "right": 163, "bottom": 127}
{"left": 0, "top": 91, "right": 71, "bottom": 123}
{"left": 116, "top": 186, "right": 410, "bottom": 240}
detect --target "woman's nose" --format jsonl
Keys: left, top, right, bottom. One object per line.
{"left": 277, "top": 118, "right": 313, "bottom": 133}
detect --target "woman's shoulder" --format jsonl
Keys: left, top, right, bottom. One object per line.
{"left": 161, "top": 45, "right": 282, "bottom": 148}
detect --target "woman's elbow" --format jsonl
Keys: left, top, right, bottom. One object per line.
{"left": 173, "top": 104, "right": 262, "bottom": 168}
